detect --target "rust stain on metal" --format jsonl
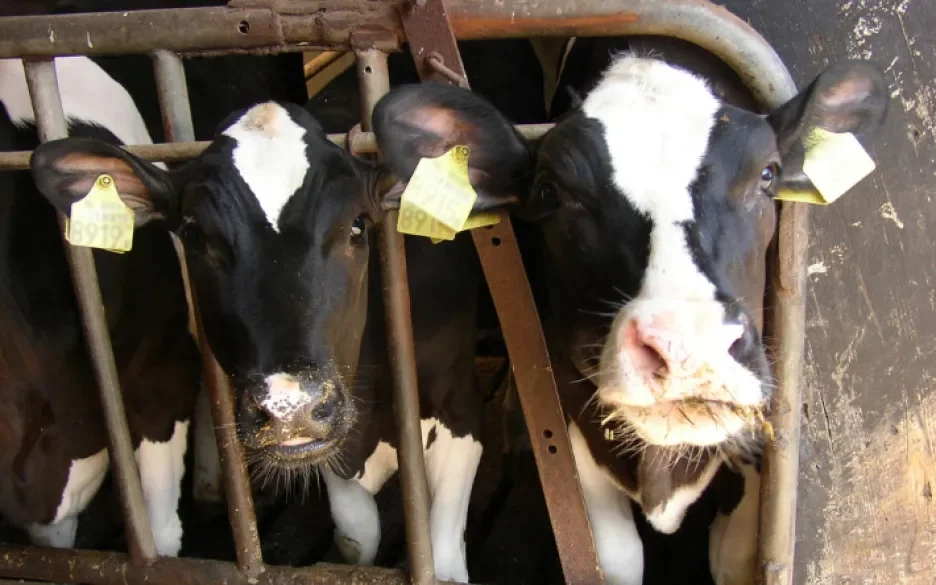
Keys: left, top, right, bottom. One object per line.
{"left": 450, "top": 13, "right": 639, "bottom": 39}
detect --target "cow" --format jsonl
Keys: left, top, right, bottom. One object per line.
{"left": 0, "top": 55, "right": 201, "bottom": 556}
{"left": 28, "top": 95, "right": 489, "bottom": 580}
{"left": 370, "top": 51, "right": 888, "bottom": 585}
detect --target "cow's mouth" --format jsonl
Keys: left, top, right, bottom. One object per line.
{"left": 264, "top": 436, "right": 341, "bottom": 463}
{"left": 600, "top": 396, "right": 771, "bottom": 448}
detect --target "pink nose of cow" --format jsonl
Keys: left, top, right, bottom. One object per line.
{"left": 618, "top": 313, "right": 744, "bottom": 383}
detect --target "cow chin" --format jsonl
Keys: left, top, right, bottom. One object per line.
{"left": 596, "top": 373, "right": 768, "bottom": 449}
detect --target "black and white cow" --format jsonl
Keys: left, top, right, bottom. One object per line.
{"left": 29, "top": 99, "right": 487, "bottom": 580}
{"left": 372, "top": 54, "right": 888, "bottom": 584}
{"left": 0, "top": 55, "right": 200, "bottom": 555}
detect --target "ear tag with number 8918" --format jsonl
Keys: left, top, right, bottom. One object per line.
{"left": 65, "top": 174, "right": 135, "bottom": 253}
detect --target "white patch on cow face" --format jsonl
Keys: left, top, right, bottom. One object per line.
{"left": 222, "top": 102, "right": 310, "bottom": 232}
{"left": 584, "top": 56, "right": 765, "bottom": 447}
{"left": 0, "top": 57, "right": 164, "bottom": 169}
{"left": 261, "top": 373, "right": 314, "bottom": 420}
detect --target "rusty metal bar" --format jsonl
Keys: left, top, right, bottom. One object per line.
{"left": 22, "top": 58, "right": 158, "bottom": 563}
{"left": 399, "top": 1, "right": 603, "bottom": 583}
{"left": 0, "top": 546, "right": 433, "bottom": 585}
{"left": 192, "top": 288, "right": 265, "bottom": 576}
{"left": 0, "top": 5, "right": 400, "bottom": 58}
{"left": 0, "top": 125, "right": 552, "bottom": 170}
{"left": 357, "top": 47, "right": 437, "bottom": 585}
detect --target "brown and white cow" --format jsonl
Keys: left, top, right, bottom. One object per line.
{"left": 372, "top": 52, "right": 888, "bottom": 584}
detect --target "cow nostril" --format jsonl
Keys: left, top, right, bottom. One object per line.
{"left": 634, "top": 341, "right": 668, "bottom": 379}
{"left": 729, "top": 326, "right": 754, "bottom": 357}
{"left": 620, "top": 319, "right": 670, "bottom": 378}
{"left": 311, "top": 397, "right": 337, "bottom": 422}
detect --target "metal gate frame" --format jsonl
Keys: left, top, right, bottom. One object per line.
{"left": 0, "top": 2, "right": 805, "bottom": 585}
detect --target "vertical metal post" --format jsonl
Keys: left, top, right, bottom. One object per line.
{"left": 23, "top": 58, "right": 157, "bottom": 564}
{"left": 150, "top": 50, "right": 264, "bottom": 577}
{"left": 192, "top": 290, "right": 265, "bottom": 578}
{"left": 152, "top": 49, "right": 225, "bottom": 506}
{"left": 152, "top": 50, "right": 195, "bottom": 143}
{"left": 356, "top": 48, "right": 437, "bottom": 585}
{"left": 758, "top": 203, "right": 808, "bottom": 585}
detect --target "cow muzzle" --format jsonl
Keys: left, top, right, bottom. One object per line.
{"left": 242, "top": 371, "right": 356, "bottom": 466}
{"left": 597, "top": 300, "right": 769, "bottom": 447}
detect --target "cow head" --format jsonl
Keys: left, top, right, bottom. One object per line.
{"left": 29, "top": 102, "right": 427, "bottom": 479}
{"left": 373, "top": 56, "right": 887, "bottom": 453}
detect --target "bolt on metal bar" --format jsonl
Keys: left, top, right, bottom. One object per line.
{"left": 357, "top": 47, "right": 437, "bottom": 585}
{"left": 150, "top": 50, "right": 265, "bottom": 576}
{"left": 22, "top": 58, "right": 158, "bottom": 564}
{"left": 0, "top": 125, "right": 553, "bottom": 170}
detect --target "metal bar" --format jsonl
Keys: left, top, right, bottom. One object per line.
{"left": 0, "top": 0, "right": 802, "bottom": 104}
{"left": 357, "top": 47, "right": 437, "bottom": 585}
{"left": 154, "top": 41, "right": 262, "bottom": 580}
{"left": 22, "top": 58, "right": 158, "bottom": 563}
{"left": 399, "top": 2, "right": 603, "bottom": 583}
{"left": 303, "top": 51, "right": 345, "bottom": 80}
{"left": 0, "top": 546, "right": 433, "bottom": 585}
{"left": 151, "top": 50, "right": 229, "bottom": 511}
{"left": 0, "top": 5, "right": 401, "bottom": 58}
{"left": 152, "top": 50, "right": 196, "bottom": 143}
{"left": 0, "top": 126, "right": 552, "bottom": 170}
{"left": 758, "top": 207, "right": 807, "bottom": 585}
{"left": 192, "top": 287, "right": 265, "bottom": 576}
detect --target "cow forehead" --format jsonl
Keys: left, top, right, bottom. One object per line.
{"left": 581, "top": 56, "right": 721, "bottom": 224}
{"left": 222, "top": 102, "right": 311, "bottom": 233}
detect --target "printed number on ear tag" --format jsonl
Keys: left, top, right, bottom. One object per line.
{"left": 775, "top": 127, "right": 876, "bottom": 205}
{"left": 65, "top": 174, "right": 135, "bottom": 253}
{"left": 397, "top": 145, "right": 479, "bottom": 241}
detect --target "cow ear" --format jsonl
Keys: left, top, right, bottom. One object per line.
{"left": 372, "top": 82, "right": 534, "bottom": 211}
{"left": 768, "top": 60, "right": 888, "bottom": 177}
{"left": 30, "top": 137, "right": 180, "bottom": 227}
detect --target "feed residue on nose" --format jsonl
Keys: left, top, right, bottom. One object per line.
{"left": 262, "top": 373, "right": 312, "bottom": 419}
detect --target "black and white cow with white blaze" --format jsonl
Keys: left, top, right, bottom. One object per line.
{"left": 0, "top": 55, "right": 200, "bottom": 555}
{"left": 30, "top": 99, "right": 485, "bottom": 581}
{"left": 372, "top": 54, "right": 888, "bottom": 584}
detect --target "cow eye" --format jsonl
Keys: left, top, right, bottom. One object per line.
{"left": 759, "top": 163, "right": 780, "bottom": 192}
{"left": 350, "top": 215, "right": 367, "bottom": 240}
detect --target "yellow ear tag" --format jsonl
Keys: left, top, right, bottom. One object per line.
{"left": 775, "top": 127, "right": 876, "bottom": 205}
{"left": 64, "top": 174, "right": 135, "bottom": 253}
{"left": 428, "top": 211, "right": 503, "bottom": 244}
{"left": 397, "top": 146, "right": 478, "bottom": 241}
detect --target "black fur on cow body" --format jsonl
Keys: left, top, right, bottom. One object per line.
{"left": 0, "top": 56, "right": 201, "bottom": 555}
{"left": 372, "top": 43, "right": 888, "bottom": 585}
{"left": 29, "top": 96, "right": 489, "bottom": 581}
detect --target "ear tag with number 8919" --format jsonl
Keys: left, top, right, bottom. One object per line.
{"left": 396, "top": 145, "right": 478, "bottom": 241}
{"left": 65, "top": 174, "right": 135, "bottom": 253}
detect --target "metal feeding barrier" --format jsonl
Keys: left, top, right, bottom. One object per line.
{"left": 0, "top": 1, "right": 804, "bottom": 584}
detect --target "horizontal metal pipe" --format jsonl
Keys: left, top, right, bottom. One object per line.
{"left": 0, "top": 124, "right": 552, "bottom": 169}
{"left": 0, "top": 546, "right": 449, "bottom": 585}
